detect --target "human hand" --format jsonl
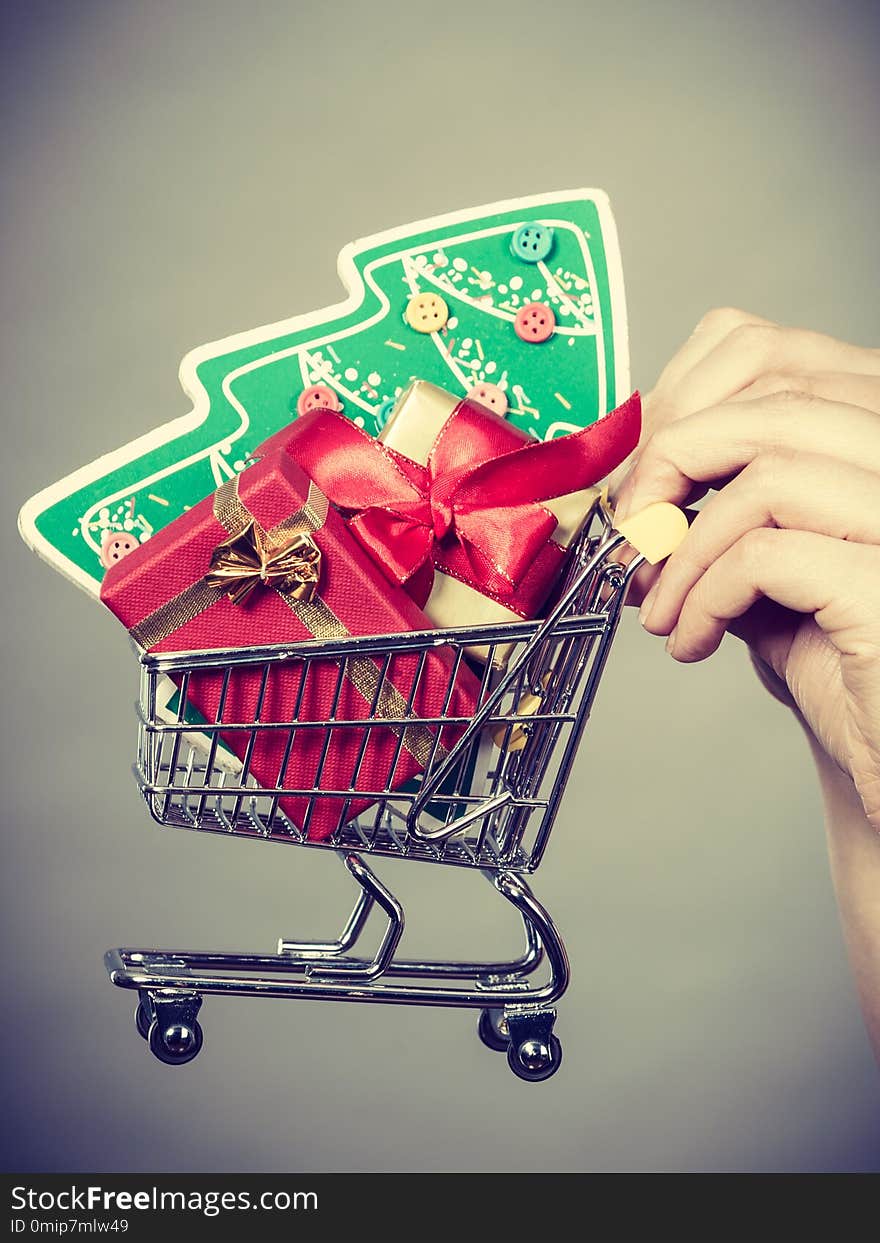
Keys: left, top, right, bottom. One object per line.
{"left": 613, "top": 308, "right": 880, "bottom": 828}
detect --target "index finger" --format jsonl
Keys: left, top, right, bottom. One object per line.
{"left": 668, "top": 323, "right": 880, "bottom": 420}
{"left": 652, "top": 307, "right": 777, "bottom": 403}
{"left": 615, "top": 394, "right": 880, "bottom": 519}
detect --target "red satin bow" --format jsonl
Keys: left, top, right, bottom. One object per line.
{"left": 280, "top": 392, "right": 641, "bottom": 601}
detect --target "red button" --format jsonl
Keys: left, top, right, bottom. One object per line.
{"left": 514, "top": 302, "right": 555, "bottom": 343}
{"left": 296, "top": 384, "right": 342, "bottom": 417}
{"left": 100, "top": 529, "right": 139, "bottom": 569}
{"left": 471, "top": 381, "right": 509, "bottom": 416}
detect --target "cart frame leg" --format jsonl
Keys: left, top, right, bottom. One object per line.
{"left": 105, "top": 855, "right": 569, "bottom": 1009}
{"left": 277, "top": 853, "right": 547, "bottom": 981}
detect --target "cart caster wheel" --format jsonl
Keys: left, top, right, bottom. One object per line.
{"left": 507, "top": 1033, "right": 562, "bottom": 1082}
{"left": 134, "top": 1002, "right": 152, "bottom": 1041}
{"left": 147, "top": 1019, "right": 203, "bottom": 1066}
{"left": 478, "top": 1009, "right": 509, "bottom": 1053}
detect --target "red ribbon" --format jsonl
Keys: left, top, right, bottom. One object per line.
{"left": 276, "top": 392, "right": 641, "bottom": 602}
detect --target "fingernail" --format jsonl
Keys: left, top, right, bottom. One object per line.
{"left": 639, "top": 581, "right": 660, "bottom": 627}
{"left": 619, "top": 488, "right": 651, "bottom": 528}
{"left": 613, "top": 478, "right": 639, "bottom": 525}
{"left": 611, "top": 465, "right": 636, "bottom": 524}
{"left": 665, "top": 628, "right": 678, "bottom": 656}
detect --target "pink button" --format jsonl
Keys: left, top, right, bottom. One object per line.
{"left": 470, "top": 381, "right": 509, "bottom": 416}
{"left": 296, "top": 384, "right": 342, "bottom": 417}
{"left": 100, "top": 529, "right": 139, "bottom": 569}
{"left": 514, "top": 302, "right": 556, "bottom": 343}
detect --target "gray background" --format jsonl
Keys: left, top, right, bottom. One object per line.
{"left": 3, "top": 0, "right": 879, "bottom": 1172}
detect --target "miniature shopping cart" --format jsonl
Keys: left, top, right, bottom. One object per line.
{"left": 105, "top": 500, "right": 663, "bottom": 1082}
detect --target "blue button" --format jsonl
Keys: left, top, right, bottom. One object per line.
{"left": 376, "top": 397, "right": 397, "bottom": 429}
{"left": 511, "top": 223, "right": 554, "bottom": 263}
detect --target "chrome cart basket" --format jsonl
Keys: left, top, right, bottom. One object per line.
{"left": 106, "top": 501, "right": 643, "bottom": 1081}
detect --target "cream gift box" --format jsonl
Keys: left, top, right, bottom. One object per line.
{"left": 379, "top": 380, "right": 601, "bottom": 666}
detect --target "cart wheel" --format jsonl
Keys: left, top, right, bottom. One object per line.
{"left": 134, "top": 1001, "right": 152, "bottom": 1041}
{"left": 478, "top": 1008, "right": 509, "bottom": 1053}
{"left": 507, "top": 1033, "right": 562, "bottom": 1082}
{"left": 147, "top": 1018, "right": 204, "bottom": 1066}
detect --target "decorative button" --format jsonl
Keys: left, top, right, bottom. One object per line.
{"left": 294, "top": 384, "right": 342, "bottom": 417}
{"left": 511, "top": 224, "right": 554, "bottom": 263}
{"left": 376, "top": 397, "right": 396, "bottom": 429}
{"left": 404, "top": 292, "right": 449, "bottom": 333}
{"left": 514, "top": 302, "right": 556, "bottom": 343}
{"left": 100, "top": 529, "right": 139, "bottom": 569}
{"left": 470, "top": 381, "right": 509, "bottom": 416}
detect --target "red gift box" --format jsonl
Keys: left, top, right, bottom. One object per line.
{"left": 258, "top": 389, "right": 641, "bottom": 624}
{"left": 100, "top": 449, "right": 480, "bottom": 840}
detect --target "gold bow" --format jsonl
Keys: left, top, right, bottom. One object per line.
{"left": 207, "top": 519, "right": 322, "bottom": 606}
{"left": 128, "top": 471, "right": 445, "bottom": 771}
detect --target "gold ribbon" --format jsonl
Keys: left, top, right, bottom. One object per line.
{"left": 130, "top": 473, "right": 443, "bottom": 768}
{"left": 206, "top": 521, "right": 322, "bottom": 606}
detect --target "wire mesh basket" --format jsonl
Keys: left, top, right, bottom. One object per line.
{"left": 107, "top": 501, "right": 644, "bottom": 1081}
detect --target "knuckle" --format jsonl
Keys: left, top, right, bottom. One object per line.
{"left": 729, "top": 321, "right": 778, "bottom": 359}
{"left": 768, "top": 384, "right": 814, "bottom": 406}
{"left": 756, "top": 371, "right": 809, "bottom": 397}
{"left": 749, "top": 445, "right": 796, "bottom": 479}
{"left": 738, "top": 525, "right": 776, "bottom": 570}
{"left": 696, "top": 306, "right": 751, "bottom": 335}
{"left": 744, "top": 450, "right": 773, "bottom": 481}
{"left": 647, "top": 421, "right": 678, "bottom": 463}
{"left": 739, "top": 374, "right": 777, "bottom": 400}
